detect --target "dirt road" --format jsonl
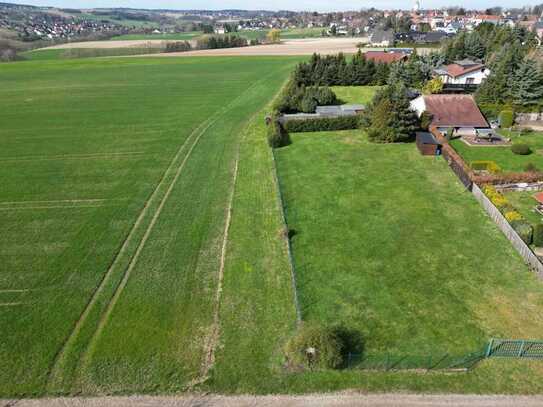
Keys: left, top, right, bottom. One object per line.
{"left": 3, "top": 394, "right": 543, "bottom": 407}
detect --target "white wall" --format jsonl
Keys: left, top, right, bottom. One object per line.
{"left": 440, "top": 68, "right": 490, "bottom": 85}
{"left": 410, "top": 96, "right": 426, "bottom": 117}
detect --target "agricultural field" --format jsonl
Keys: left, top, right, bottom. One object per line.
{"left": 451, "top": 131, "right": 543, "bottom": 172}
{"left": 109, "top": 32, "right": 203, "bottom": 41}
{"left": 0, "top": 55, "right": 300, "bottom": 396}
{"left": 274, "top": 129, "right": 543, "bottom": 357}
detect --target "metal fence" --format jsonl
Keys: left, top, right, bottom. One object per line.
{"left": 486, "top": 339, "right": 543, "bottom": 359}
{"left": 346, "top": 351, "right": 485, "bottom": 371}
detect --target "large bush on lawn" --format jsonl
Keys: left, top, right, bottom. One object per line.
{"left": 511, "top": 143, "right": 532, "bottom": 155}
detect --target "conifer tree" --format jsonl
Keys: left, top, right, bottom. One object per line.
{"left": 512, "top": 59, "right": 543, "bottom": 106}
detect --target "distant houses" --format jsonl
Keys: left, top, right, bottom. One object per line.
{"left": 433, "top": 60, "right": 490, "bottom": 88}
{"left": 410, "top": 94, "right": 490, "bottom": 136}
{"left": 369, "top": 29, "right": 395, "bottom": 47}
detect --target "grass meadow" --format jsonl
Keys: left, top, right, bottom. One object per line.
{"left": 0, "top": 55, "right": 299, "bottom": 396}
{"left": 331, "top": 86, "right": 382, "bottom": 105}
{"left": 275, "top": 130, "right": 543, "bottom": 356}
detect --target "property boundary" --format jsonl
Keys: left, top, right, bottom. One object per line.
{"left": 271, "top": 147, "right": 302, "bottom": 325}
{"left": 471, "top": 183, "right": 543, "bottom": 277}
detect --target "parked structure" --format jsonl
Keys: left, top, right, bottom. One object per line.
{"left": 416, "top": 132, "right": 442, "bottom": 155}
{"left": 411, "top": 94, "right": 489, "bottom": 136}
{"left": 433, "top": 60, "right": 490, "bottom": 88}
{"left": 281, "top": 104, "right": 364, "bottom": 123}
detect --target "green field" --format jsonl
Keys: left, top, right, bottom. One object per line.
{"left": 275, "top": 130, "right": 543, "bottom": 356}
{"left": 109, "top": 32, "right": 203, "bottom": 41}
{"left": 22, "top": 47, "right": 165, "bottom": 61}
{"left": 451, "top": 131, "right": 543, "bottom": 172}
{"left": 331, "top": 86, "right": 381, "bottom": 105}
{"left": 0, "top": 55, "right": 300, "bottom": 396}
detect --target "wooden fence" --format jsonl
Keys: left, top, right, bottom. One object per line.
{"left": 472, "top": 183, "right": 543, "bottom": 278}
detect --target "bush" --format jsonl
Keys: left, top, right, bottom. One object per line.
{"left": 511, "top": 220, "right": 533, "bottom": 245}
{"left": 420, "top": 111, "right": 434, "bottom": 131}
{"left": 300, "top": 94, "right": 318, "bottom": 113}
{"left": 471, "top": 160, "right": 501, "bottom": 174}
{"left": 483, "top": 185, "right": 508, "bottom": 210}
{"left": 165, "top": 41, "right": 192, "bottom": 53}
{"left": 511, "top": 143, "right": 532, "bottom": 155}
{"left": 505, "top": 210, "right": 523, "bottom": 223}
{"left": 534, "top": 224, "right": 543, "bottom": 247}
{"left": 283, "top": 115, "right": 360, "bottom": 133}
{"left": 267, "top": 119, "right": 290, "bottom": 148}
{"left": 284, "top": 324, "right": 344, "bottom": 370}
{"left": 499, "top": 110, "right": 514, "bottom": 128}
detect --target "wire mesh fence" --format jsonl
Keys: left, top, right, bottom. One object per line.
{"left": 486, "top": 339, "right": 543, "bottom": 359}
{"left": 345, "top": 351, "right": 486, "bottom": 371}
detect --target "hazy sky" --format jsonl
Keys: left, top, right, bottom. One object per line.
{"left": 3, "top": 0, "right": 542, "bottom": 12}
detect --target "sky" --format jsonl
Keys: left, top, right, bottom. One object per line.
{"left": 2, "top": 0, "right": 542, "bottom": 12}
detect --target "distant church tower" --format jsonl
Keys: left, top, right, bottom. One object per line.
{"left": 413, "top": 0, "right": 421, "bottom": 12}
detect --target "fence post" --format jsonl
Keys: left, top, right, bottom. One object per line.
{"left": 518, "top": 341, "right": 526, "bottom": 357}
{"left": 485, "top": 338, "right": 494, "bottom": 358}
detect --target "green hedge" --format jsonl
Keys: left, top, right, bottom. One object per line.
{"left": 534, "top": 224, "right": 543, "bottom": 248}
{"left": 511, "top": 143, "right": 532, "bottom": 155}
{"left": 268, "top": 119, "right": 290, "bottom": 148}
{"left": 499, "top": 110, "right": 514, "bottom": 128}
{"left": 283, "top": 115, "right": 361, "bottom": 133}
{"left": 512, "top": 220, "right": 533, "bottom": 245}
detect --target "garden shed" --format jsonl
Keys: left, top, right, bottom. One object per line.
{"left": 416, "top": 132, "right": 442, "bottom": 156}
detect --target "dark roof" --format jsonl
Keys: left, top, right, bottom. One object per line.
{"left": 416, "top": 132, "right": 440, "bottom": 145}
{"left": 423, "top": 95, "right": 489, "bottom": 128}
{"left": 370, "top": 29, "right": 394, "bottom": 43}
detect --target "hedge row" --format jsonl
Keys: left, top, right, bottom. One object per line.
{"left": 283, "top": 115, "right": 361, "bottom": 133}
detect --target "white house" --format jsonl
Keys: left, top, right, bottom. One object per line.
{"left": 433, "top": 60, "right": 490, "bottom": 86}
{"left": 410, "top": 94, "right": 489, "bottom": 136}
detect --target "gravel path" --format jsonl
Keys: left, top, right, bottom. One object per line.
{"left": 3, "top": 394, "right": 543, "bottom": 407}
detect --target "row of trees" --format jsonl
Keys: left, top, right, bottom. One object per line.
{"left": 196, "top": 34, "right": 248, "bottom": 50}
{"left": 293, "top": 52, "right": 391, "bottom": 87}
{"left": 273, "top": 80, "right": 338, "bottom": 113}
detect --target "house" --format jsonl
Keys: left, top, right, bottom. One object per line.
{"left": 410, "top": 94, "right": 489, "bottom": 136}
{"left": 398, "top": 31, "right": 449, "bottom": 44}
{"left": 364, "top": 51, "right": 409, "bottom": 64}
{"left": 369, "top": 29, "right": 394, "bottom": 46}
{"left": 433, "top": 60, "right": 490, "bottom": 87}
{"left": 416, "top": 132, "right": 442, "bottom": 155}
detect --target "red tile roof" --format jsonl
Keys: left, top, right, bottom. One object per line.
{"left": 534, "top": 192, "right": 543, "bottom": 204}
{"left": 443, "top": 62, "right": 485, "bottom": 78}
{"left": 364, "top": 51, "right": 409, "bottom": 64}
{"left": 423, "top": 95, "right": 489, "bottom": 128}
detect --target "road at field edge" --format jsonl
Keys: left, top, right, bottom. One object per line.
{"left": 3, "top": 394, "right": 543, "bottom": 406}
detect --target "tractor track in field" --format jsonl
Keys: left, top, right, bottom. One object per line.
{"left": 46, "top": 75, "right": 272, "bottom": 391}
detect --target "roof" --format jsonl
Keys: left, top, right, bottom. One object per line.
{"left": 438, "top": 61, "right": 485, "bottom": 78}
{"left": 416, "top": 132, "right": 440, "bottom": 145}
{"left": 422, "top": 95, "right": 489, "bottom": 128}
{"left": 370, "top": 29, "right": 394, "bottom": 43}
{"left": 364, "top": 51, "right": 408, "bottom": 64}
{"left": 534, "top": 192, "right": 543, "bottom": 205}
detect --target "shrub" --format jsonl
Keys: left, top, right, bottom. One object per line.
{"left": 300, "top": 94, "right": 318, "bottom": 113}
{"left": 511, "top": 143, "right": 532, "bottom": 155}
{"left": 283, "top": 115, "right": 360, "bottom": 133}
{"left": 482, "top": 185, "right": 508, "bottom": 209}
{"left": 420, "top": 111, "right": 434, "bottom": 131}
{"left": 165, "top": 41, "right": 192, "bottom": 53}
{"left": 511, "top": 220, "right": 533, "bottom": 245}
{"left": 267, "top": 119, "right": 290, "bottom": 148}
{"left": 284, "top": 324, "right": 344, "bottom": 370}
{"left": 525, "top": 162, "right": 539, "bottom": 172}
{"left": 471, "top": 160, "right": 501, "bottom": 174}
{"left": 534, "top": 224, "right": 543, "bottom": 247}
{"left": 505, "top": 210, "right": 523, "bottom": 223}
{"left": 499, "top": 110, "right": 514, "bottom": 128}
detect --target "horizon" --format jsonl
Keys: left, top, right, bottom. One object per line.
{"left": 2, "top": 0, "right": 543, "bottom": 12}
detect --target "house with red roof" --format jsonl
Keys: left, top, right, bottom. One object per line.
{"left": 364, "top": 51, "right": 409, "bottom": 64}
{"left": 410, "top": 94, "right": 490, "bottom": 136}
{"left": 433, "top": 60, "right": 490, "bottom": 87}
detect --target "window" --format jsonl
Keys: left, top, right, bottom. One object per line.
{"left": 466, "top": 77, "right": 475, "bottom": 85}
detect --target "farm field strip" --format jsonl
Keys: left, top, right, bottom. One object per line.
{"left": 0, "top": 152, "right": 148, "bottom": 162}
{"left": 0, "top": 56, "right": 299, "bottom": 396}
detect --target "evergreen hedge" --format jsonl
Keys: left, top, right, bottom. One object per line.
{"left": 499, "top": 110, "right": 514, "bottom": 128}
{"left": 534, "top": 224, "right": 543, "bottom": 248}
{"left": 283, "top": 115, "right": 361, "bottom": 133}
{"left": 267, "top": 119, "right": 290, "bottom": 148}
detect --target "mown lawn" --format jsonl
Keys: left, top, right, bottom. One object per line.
{"left": 331, "top": 86, "right": 381, "bottom": 105}
{"left": 504, "top": 191, "right": 543, "bottom": 226}
{"left": 0, "top": 55, "right": 299, "bottom": 397}
{"left": 275, "top": 130, "right": 543, "bottom": 356}
{"left": 451, "top": 131, "right": 543, "bottom": 172}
